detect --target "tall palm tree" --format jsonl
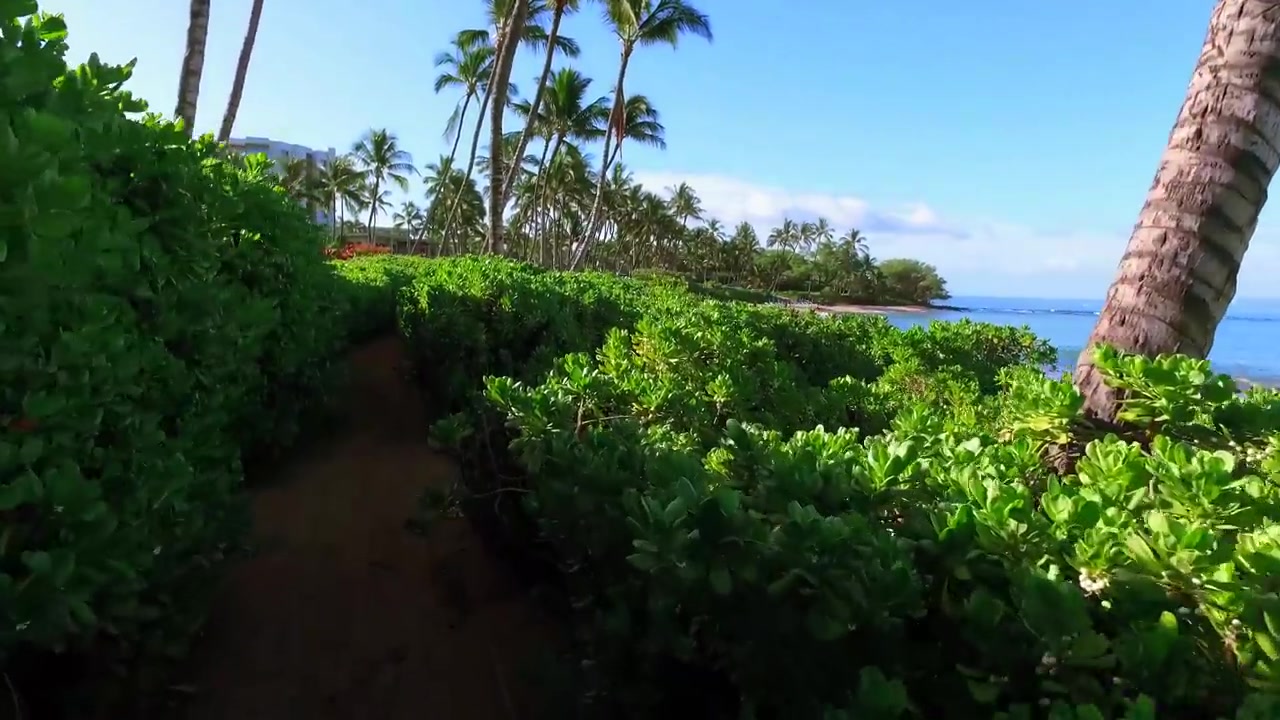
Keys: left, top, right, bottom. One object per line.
{"left": 486, "top": 0, "right": 531, "bottom": 255}
{"left": 351, "top": 129, "right": 416, "bottom": 242}
{"left": 394, "top": 200, "right": 427, "bottom": 251}
{"left": 811, "top": 217, "right": 834, "bottom": 248}
{"left": 448, "top": 0, "right": 579, "bottom": 252}
{"left": 217, "top": 0, "right": 265, "bottom": 142}
{"left": 433, "top": 40, "right": 495, "bottom": 170}
{"left": 500, "top": 0, "right": 584, "bottom": 204}
{"left": 573, "top": 0, "right": 712, "bottom": 266}
{"left": 1075, "top": 0, "right": 1280, "bottom": 423}
{"left": 667, "top": 182, "right": 702, "bottom": 228}
{"left": 515, "top": 68, "right": 609, "bottom": 234}
{"left": 316, "top": 156, "right": 364, "bottom": 241}
{"left": 175, "top": 0, "right": 211, "bottom": 136}
{"left": 604, "top": 94, "right": 666, "bottom": 166}
{"left": 838, "top": 228, "right": 869, "bottom": 260}
{"left": 278, "top": 157, "right": 320, "bottom": 206}
{"left": 570, "top": 93, "right": 668, "bottom": 268}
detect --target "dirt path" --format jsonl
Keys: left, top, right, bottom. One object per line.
{"left": 181, "top": 335, "right": 553, "bottom": 720}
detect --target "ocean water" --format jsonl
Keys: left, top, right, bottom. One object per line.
{"left": 882, "top": 296, "right": 1280, "bottom": 385}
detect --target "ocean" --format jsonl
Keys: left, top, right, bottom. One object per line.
{"left": 882, "top": 296, "right": 1280, "bottom": 386}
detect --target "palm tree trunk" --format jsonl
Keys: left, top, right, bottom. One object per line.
{"left": 216, "top": 0, "right": 265, "bottom": 142}
{"left": 532, "top": 135, "right": 555, "bottom": 265}
{"left": 367, "top": 180, "right": 380, "bottom": 242}
{"left": 175, "top": 0, "right": 212, "bottom": 136}
{"left": 443, "top": 83, "right": 493, "bottom": 247}
{"left": 448, "top": 95, "right": 472, "bottom": 165}
{"left": 501, "top": 0, "right": 564, "bottom": 203}
{"left": 486, "top": 0, "right": 531, "bottom": 256}
{"left": 1075, "top": 0, "right": 1280, "bottom": 423}
{"left": 570, "top": 46, "right": 632, "bottom": 270}
{"left": 535, "top": 133, "right": 565, "bottom": 265}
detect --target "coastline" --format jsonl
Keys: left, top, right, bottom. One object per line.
{"left": 788, "top": 302, "right": 937, "bottom": 315}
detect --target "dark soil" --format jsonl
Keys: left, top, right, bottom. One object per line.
{"left": 179, "top": 335, "right": 556, "bottom": 720}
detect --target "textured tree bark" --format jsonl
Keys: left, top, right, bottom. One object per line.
{"left": 485, "top": 0, "right": 531, "bottom": 256}
{"left": 1075, "top": 0, "right": 1280, "bottom": 422}
{"left": 217, "top": 0, "right": 265, "bottom": 143}
{"left": 175, "top": 0, "right": 212, "bottom": 137}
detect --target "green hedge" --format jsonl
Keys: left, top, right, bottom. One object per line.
{"left": 1, "top": 6, "right": 348, "bottom": 712}
{"left": 354, "top": 254, "right": 1280, "bottom": 718}
{"left": 355, "top": 255, "right": 1047, "bottom": 716}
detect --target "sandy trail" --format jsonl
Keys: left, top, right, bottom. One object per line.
{"left": 180, "top": 335, "right": 553, "bottom": 720}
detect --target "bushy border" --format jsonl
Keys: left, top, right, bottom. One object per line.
{"left": 1, "top": 9, "right": 352, "bottom": 714}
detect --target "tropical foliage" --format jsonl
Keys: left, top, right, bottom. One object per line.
{"left": 256, "top": 0, "right": 946, "bottom": 306}
{"left": 341, "top": 253, "right": 1280, "bottom": 719}
{"left": 1, "top": 7, "right": 350, "bottom": 715}
{"left": 12, "top": 0, "right": 1280, "bottom": 718}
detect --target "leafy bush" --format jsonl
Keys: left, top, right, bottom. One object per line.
{"left": 380, "top": 255, "right": 1053, "bottom": 717}
{"left": 446, "top": 330, "right": 1280, "bottom": 717}
{"left": 329, "top": 254, "right": 437, "bottom": 342}
{"left": 396, "top": 257, "right": 651, "bottom": 415}
{"left": 0, "top": 5, "right": 346, "bottom": 712}
{"left": 378, "top": 252, "right": 1280, "bottom": 717}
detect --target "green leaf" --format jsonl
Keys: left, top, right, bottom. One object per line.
{"left": 1124, "top": 534, "right": 1160, "bottom": 572}
{"left": 708, "top": 565, "right": 731, "bottom": 595}
{"left": 0, "top": 472, "right": 41, "bottom": 510}
{"left": 1257, "top": 632, "right": 1280, "bottom": 661}
{"left": 662, "top": 497, "right": 687, "bottom": 524}
{"left": 21, "top": 550, "right": 52, "bottom": 576}
{"left": 626, "top": 552, "right": 659, "bottom": 572}
{"left": 966, "top": 680, "right": 1000, "bottom": 704}
{"left": 715, "top": 487, "right": 740, "bottom": 514}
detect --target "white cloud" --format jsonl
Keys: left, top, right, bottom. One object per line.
{"left": 628, "top": 170, "right": 1280, "bottom": 298}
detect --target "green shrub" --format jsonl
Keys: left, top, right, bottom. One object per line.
{"left": 386, "top": 259, "right": 1050, "bottom": 716}
{"left": 396, "top": 257, "right": 651, "bottom": 415}
{"left": 0, "top": 5, "right": 344, "bottom": 711}
{"left": 329, "top": 254, "right": 437, "bottom": 342}
{"left": 388, "top": 254, "right": 1279, "bottom": 717}
{"left": 457, "top": 335, "right": 1280, "bottom": 717}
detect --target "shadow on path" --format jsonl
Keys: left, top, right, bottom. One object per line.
{"left": 181, "top": 335, "right": 553, "bottom": 720}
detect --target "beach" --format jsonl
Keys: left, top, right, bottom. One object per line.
{"left": 787, "top": 302, "right": 934, "bottom": 315}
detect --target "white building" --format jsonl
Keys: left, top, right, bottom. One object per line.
{"left": 227, "top": 136, "right": 337, "bottom": 226}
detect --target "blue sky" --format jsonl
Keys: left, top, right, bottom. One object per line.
{"left": 44, "top": 0, "right": 1280, "bottom": 298}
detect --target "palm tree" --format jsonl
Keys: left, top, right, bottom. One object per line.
{"left": 424, "top": 156, "right": 486, "bottom": 255}
{"left": 572, "top": 0, "right": 712, "bottom": 267}
{"left": 811, "top": 217, "right": 834, "bottom": 248}
{"left": 570, "top": 93, "right": 668, "bottom": 268}
{"left": 278, "top": 157, "right": 320, "bottom": 208}
{"left": 350, "top": 129, "right": 416, "bottom": 242}
{"left": 500, "top": 0, "right": 584, "bottom": 204}
{"left": 667, "top": 181, "right": 702, "bottom": 228}
{"left": 765, "top": 218, "right": 802, "bottom": 291}
{"left": 316, "top": 156, "right": 365, "bottom": 241}
{"left": 175, "top": 0, "right": 211, "bottom": 136}
{"left": 394, "top": 201, "right": 427, "bottom": 251}
{"left": 434, "top": 40, "right": 495, "bottom": 171}
{"left": 513, "top": 67, "right": 609, "bottom": 256}
{"left": 486, "top": 0, "right": 532, "bottom": 255}
{"left": 838, "top": 228, "right": 869, "bottom": 259}
{"left": 606, "top": 95, "right": 666, "bottom": 165}
{"left": 216, "top": 0, "right": 265, "bottom": 142}
{"left": 449, "top": 0, "right": 580, "bottom": 253}
{"left": 365, "top": 186, "right": 394, "bottom": 242}
{"left": 1074, "top": 0, "right": 1280, "bottom": 424}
